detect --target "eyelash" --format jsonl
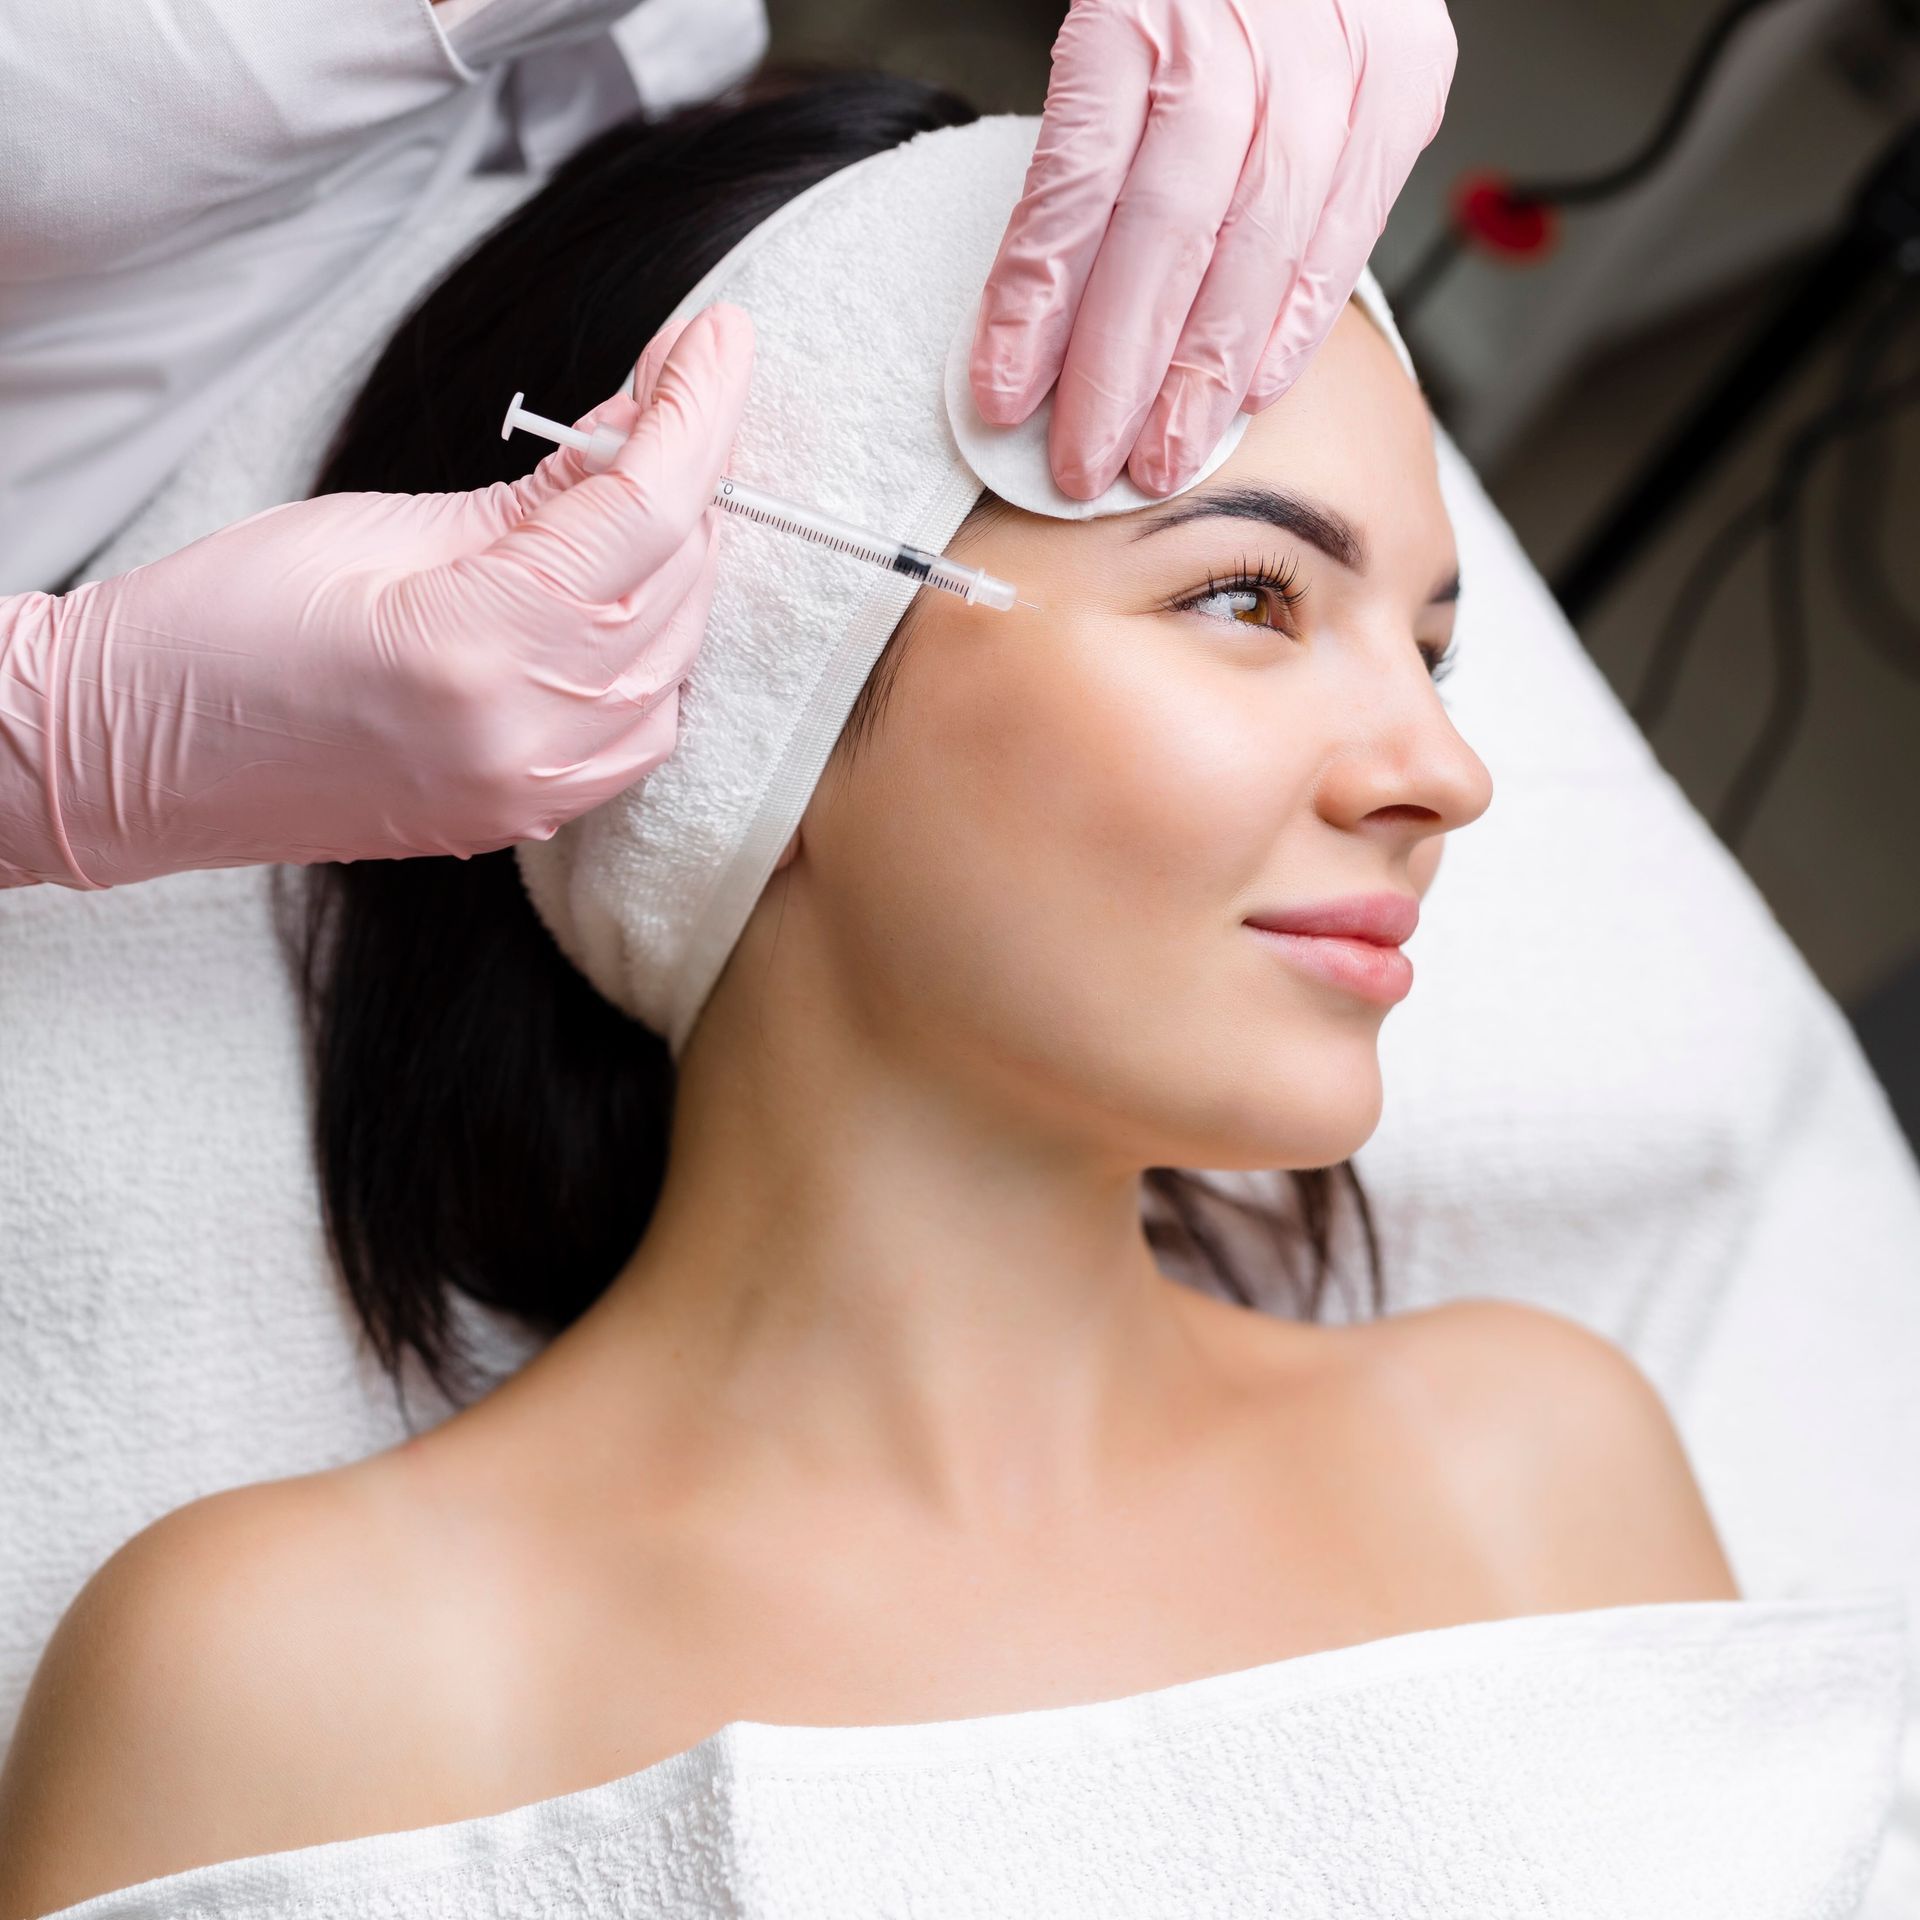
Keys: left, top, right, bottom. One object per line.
{"left": 1168, "top": 554, "right": 1457, "bottom": 683}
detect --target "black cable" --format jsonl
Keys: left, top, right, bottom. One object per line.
{"left": 1828, "top": 273, "right": 1920, "bottom": 679}
{"left": 1390, "top": 0, "right": 1795, "bottom": 321}
{"left": 1507, "top": 0, "right": 1788, "bottom": 207}
{"left": 1708, "top": 403, "right": 1832, "bottom": 848}
{"left": 1719, "top": 333, "right": 1920, "bottom": 844}
{"left": 1389, "top": 224, "right": 1464, "bottom": 325}
{"left": 1629, "top": 495, "right": 1770, "bottom": 733}
{"left": 1625, "top": 258, "right": 1920, "bottom": 734}
{"left": 1628, "top": 280, "right": 1920, "bottom": 847}
{"left": 1716, "top": 461, "right": 1811, "bottom": 846}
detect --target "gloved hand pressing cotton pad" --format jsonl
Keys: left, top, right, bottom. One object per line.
{"left": 942, "top": 316, "right": 1252, "bottom": 520}
{"left": 941, "top": 260, "right": 1417, "bottom": 521}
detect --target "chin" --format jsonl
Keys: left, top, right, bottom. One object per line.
{"left": 1143, "top": 1042, "right": 1386, "bottom": 1173}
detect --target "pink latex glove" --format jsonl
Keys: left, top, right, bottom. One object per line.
{"left": 970, "top": 0, "right": 1457, "bottom": 500}
{"left": 0, "top": 304, "right": 754, "bottom": 890}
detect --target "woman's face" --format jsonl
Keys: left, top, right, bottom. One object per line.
{"left": 749, "top": 300, "right": 1491, "bottom": 1172}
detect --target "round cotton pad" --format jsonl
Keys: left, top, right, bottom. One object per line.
{"left": 942, "top": 262, "right": 1417, "bottom": 520}
{"left": 942, "top": 314, "right": 1253, "bottom": 520}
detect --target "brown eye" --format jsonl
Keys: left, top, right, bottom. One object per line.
{"left": 1175, "top": 560, "right": 1313, "bottom": 633}
{"left": 1167, "top": 558, "right": 1308, "bottom": 633}
{"left": 1192, "top": 586, "right": 1274, "bottom": 626}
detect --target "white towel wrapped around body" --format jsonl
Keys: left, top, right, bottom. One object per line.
{"left": 33, "top": 1593, "right": 1911, "bottom": 1919}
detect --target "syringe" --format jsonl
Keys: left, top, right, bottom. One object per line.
{"left": 502, "top": 392, "right": 1025, "bottom": 613}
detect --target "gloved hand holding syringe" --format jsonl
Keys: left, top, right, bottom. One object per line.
{"left": 0, "top": 305, "right": 761, "bottom": 888}
{"left": 500, "top": 389, "right": 1027, "bottom": 614}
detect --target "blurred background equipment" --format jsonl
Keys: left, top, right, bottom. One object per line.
{"left": 765, "top": 0, "right": 1920, "bottom": 1147}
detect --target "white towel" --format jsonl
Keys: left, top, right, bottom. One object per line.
{"left": 6, "top": 114, "right": 1920, "bottom": 1920}
{"left": 33, "top": 1593, "right": 1910, "bottom": 1919}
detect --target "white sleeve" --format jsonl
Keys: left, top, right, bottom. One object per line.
{"left": 432, "top": 0, "right": 772, "bottom": 114}
{"left": 437, "top": 0, "right": 771, "bottom": 174}
{"left": 434, "top": 0, "right": 654, "bottom": 67}
{"left": 608, "top": 0, "right": 771, "bottom": 116}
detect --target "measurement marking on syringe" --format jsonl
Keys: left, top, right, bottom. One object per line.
{"left": 729, "top": 502, "right": 884, "bottom": 561}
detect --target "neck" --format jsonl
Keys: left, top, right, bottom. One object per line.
{"left": 595, "top": 986, "right": 1227, "bottom": 1538}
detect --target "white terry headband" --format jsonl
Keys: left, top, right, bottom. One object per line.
{"left": 517, "top": 113, "right": 1418, "bottom": 1055}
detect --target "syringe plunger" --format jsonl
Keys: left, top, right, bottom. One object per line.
{"left": 501, "top": 393, "right": 626, "bottom": 471}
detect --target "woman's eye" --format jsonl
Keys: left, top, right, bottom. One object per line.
{"left": 1170, "top": 557, "right": 1307, "bottom": 632}
{"left": 1180, "top": 580, "right": 1301, "bottom": 630}
{"left": 1192, "top": 587, "right": 1275, "bottom": 625}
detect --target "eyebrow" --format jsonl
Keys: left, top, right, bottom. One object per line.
{"left": 1133, "top": 483, "right": 1461, "bottom": 605}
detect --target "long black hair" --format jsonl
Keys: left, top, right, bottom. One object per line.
{"left": 285, "top": 68, "right": 1382, "bottom": 1411}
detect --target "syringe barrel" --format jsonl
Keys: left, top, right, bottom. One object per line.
{"left": 712, "top": 478, "right": 899, "bottom": 571}
{"left": 710, "top": 476, "right": 1021, "bottom": 612}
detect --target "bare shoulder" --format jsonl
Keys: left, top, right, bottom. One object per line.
{"left": 1354, "top": 1299, "right": 1741, "bottom": 1612}
{"left": 0, "top": 1459, "right": 486, "bottom": 1920}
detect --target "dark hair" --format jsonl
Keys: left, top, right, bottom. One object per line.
{"left": 285, "top": 68, "right": 1382, "bottom": 1413}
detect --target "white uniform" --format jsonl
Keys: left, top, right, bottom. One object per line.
{"left": 0, "top": 0, "right": 768, "bottom": 594}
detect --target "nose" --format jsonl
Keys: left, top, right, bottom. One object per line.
{"left": 1316, "top": 663, "right": 1493, "bottom": 849}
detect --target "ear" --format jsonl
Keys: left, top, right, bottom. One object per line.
{"left": 772, "top": 826, "right": 801, "bottom": 873}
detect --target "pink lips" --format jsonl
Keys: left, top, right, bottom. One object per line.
{"left": 1243, "top": 892, "right": 1419, "bottom": 1006}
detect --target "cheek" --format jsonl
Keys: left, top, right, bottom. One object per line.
{"left": 946, "top": 622, "right": 1298, "bottom": 930}
{"left": 852, "top": 619, "right": 1312, "bottom": 1064}
{"left": 814, "top": 618, "right": 1384, "bottom": 1167}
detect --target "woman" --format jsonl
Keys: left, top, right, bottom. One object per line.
{"left": 3, "top": 73, "right": 1896, "bottom": 1920}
